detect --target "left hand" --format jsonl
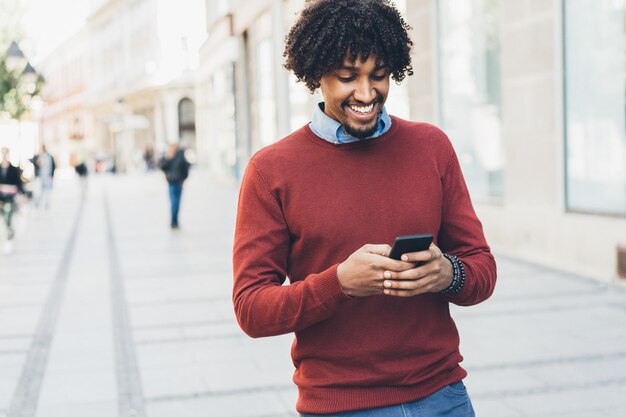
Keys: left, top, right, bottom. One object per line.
{"left": 381, "top": 243, "right": 454, "bottom": 297}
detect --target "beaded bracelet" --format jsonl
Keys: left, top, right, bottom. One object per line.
{"left": 441, "top": 253, "right": 466, "bottom": 296}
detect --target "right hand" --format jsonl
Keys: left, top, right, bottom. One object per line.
{"left": 337, "top": 244, "right": 415, "bottom": 297}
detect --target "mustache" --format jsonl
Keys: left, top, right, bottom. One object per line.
{"left": 342, "top": 95, "right": 384, "bottom": 107}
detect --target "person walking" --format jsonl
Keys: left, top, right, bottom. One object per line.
{"left": 159, "top": 143, "right": 190, "bottom": 229}
{"left": 232, "top": 1, "right": 497, "bottom": 416}
{"left": 31, "top": 144, "right": 56, "bottom": 209}
{"left": 0, "top": 148, "right": 24, "bottom": 242}
{"left": 74, "top": 158, "right": 89, "bottom": 199}
{"left": 143, "top": 145, "right": 156, "bottom": 171}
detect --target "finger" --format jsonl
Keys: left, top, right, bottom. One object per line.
{"left": 383, "top": 273, "right": 434, "bottom": 290}
{"left": 383, "top": 265, "right": 420, "bottom": 280}
{"left": 399, "top": 249, "right": 431, "bottom": 263}
{"left": 396, "top": 260, "right": 443, "bottom": 280}
{"left": 383, "top": 288, "right": 424, "bottom": 297}
{"left": 383, "top": 257, "right": 439, "bottom": 280}
{"left": 383, "top": 275, "right": 439, "bottom": 295}
{"left": 400, "top": 244, "right": 442, "bottom": 263}
{"left": 363, "top": 244, "right": 392, "bottom": 257}
{"left": 383, "top": 278, "right": 420, "bottom": 291}
{"left": 373, "top": 254, "right": 415, "bottom": 272}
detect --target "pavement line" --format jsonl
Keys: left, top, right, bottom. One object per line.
{"left": 0, "top": 281, "right": 52, "bottom": 287}
{"left": 7, "top": 200, "right": 84, "bottom": 417}
{"left": 131, "top": 295, "right": 229, "bottom": 307}
{"left": 455, "top": 301, "right": 617, "bottom": 319}
{"left": 474, "top": 376, "right": 626, "bottom": 399}
{"left": 496, "top": 255, "right": 612, "bottom": 285}
{"left": 133, "top": 318, "right": 233, "bottom": 329}
{"left": 0, "top": 303, "right": 44, "bottom": 308}
{"left": 250, "top": 414, "right": 296, "bottom": 417}
{"left": 146, "top": 384, "right": 295, "bottom": 403}
{"left": 468, "top": 351, "right": 626, "bottom": 371}
{"left": 104, "top": 188, "right": 147, "bottom": 417}
{"left": 135, "top": 333, "right": 243, "bottom": 345}
{"left": 0, "top": 334, "right": 30, "bottom": 340}
{"left": 124, "top": 268, "right": 219, "bottom": 280}
{"left": 0, "top": 350, "right": 28, "bottom": 356}
{"left": 492, "top": 287, "right": 608, "bottom": 301}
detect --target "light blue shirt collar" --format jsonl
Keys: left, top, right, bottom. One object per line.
{"left": 309, "top": 102, "right": 392, "bottom": 144}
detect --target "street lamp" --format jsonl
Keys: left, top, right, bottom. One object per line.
{"left": 4, "top": 41, "right": 26, "bottom": 72}
{"left": 21, "top": 62, "right": 38, "bottom": 93}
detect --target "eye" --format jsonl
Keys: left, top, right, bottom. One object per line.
{"left": 370, "top": 70, "right": 388, "bottom": 81}
{"left": 337, "top": 75, "right": 356, "bottom": 82}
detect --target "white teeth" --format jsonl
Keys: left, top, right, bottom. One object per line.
{"left": 350, "top": 103, "right": 374, "bottom": 113}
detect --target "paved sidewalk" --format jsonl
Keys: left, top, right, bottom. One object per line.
{"left": 0, "top": 171, "right": 625, "bottom": 417}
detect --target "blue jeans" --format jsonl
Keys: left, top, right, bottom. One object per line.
{"left": 300, "top": 381, "right": 475, "bottom": 417}
{"left": 168, "top": 183, "right": 183, "bottom": 226}
{"left": 1, "top": 197, "right": 16, "bottom": 239}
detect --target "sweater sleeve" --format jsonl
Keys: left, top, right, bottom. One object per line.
{"left": 437, "top": 148, "right": 497, "bottom": 306}
{"left": 232, "top": 161, "right": 350, "bottom": 338}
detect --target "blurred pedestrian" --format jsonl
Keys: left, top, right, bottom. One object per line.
{"left": 158, "top": 143, "right": 190, "bottom": 229}
{"left": 232, "top": 1, "right": 496, "bottom": 416}
{"left": 143, "top": 145, "right": 155, "bottom": 171}
{"left": 74, "top": 161, "right": 88, "bottom": 178}
{"left": 74, "top": 159, "right": 89, "bottom": 198}
{"left": 0, "top": 147, "right": 24, "bottom": 242}
{"left": 31, "top": 144, "right": 55, "bottom": 209}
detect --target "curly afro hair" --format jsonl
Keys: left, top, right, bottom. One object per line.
{"left": 284, "top": 0, "right": 413, "bottom": 93}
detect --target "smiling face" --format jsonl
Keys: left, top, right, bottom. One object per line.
{"left": 319, "top": 54, "right": 390, "bottom": 139}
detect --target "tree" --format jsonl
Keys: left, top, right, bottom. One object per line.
{"left": 0, "top": 57, "right": 44, "bottom": 120}
{"left": 0, "top": 43, "right": 45, "bottom": 121}
{"left": 0, "top": 0, "right": 44, "bottom": 121}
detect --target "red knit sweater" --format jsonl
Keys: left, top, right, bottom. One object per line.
{"left": 232, "top": 117, "right": 496, "bottom": 414}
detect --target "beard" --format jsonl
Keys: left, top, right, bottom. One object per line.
{"left": 343, "top": 108, "right": 383, "bottom": 139}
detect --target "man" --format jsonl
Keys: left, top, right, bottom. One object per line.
{"left": 0, "top": 148, "right": 24, "bottom": 241}
{"left": 31, "top": 144, "right": 55, "bottom": 209}
{"left": 232, "top": 1, "right": 497, "bottom": 416}
{"left": 159, "top": 143, "right": 190, "bottom": 229}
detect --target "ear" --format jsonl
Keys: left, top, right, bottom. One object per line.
{"left": 317, "top": 78, "right": 328, "bottom": 100}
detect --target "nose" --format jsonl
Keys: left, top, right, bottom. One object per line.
{"left": 353, "top": 78, "right": 375, "bottom": 103}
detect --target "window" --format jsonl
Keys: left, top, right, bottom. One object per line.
{"left": 437, "top": 0, "right": 504, "bottom": 200}
{"left": 385, "top": 0, "right": 410, "bottom": 120}
{"left": 563, "top": 0, "right": 626, "bottom": 215}
{"left": 288, "top": 73, "right": 313, "bottom": 132}
{"left": 178, "top": 98, "right": 196, "bottom": 149}
{"left": 256, "top": 39, "right": 276, "bottom": 148}
{"left": 211, "top": 64, "right": 238, "bottom": 177}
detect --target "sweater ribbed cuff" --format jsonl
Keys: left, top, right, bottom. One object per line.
{"left": 312, "top": 263, "right": 351, "bottom": 308}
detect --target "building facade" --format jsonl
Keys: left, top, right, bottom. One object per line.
{"left": 39, "top": 0, "right": 205, "bottom": 172}
{"left": 197, "top": 0, "right": 626, "bottom": 283}
{"left": 38, "top": 29, "right": 92, "bottom": 172}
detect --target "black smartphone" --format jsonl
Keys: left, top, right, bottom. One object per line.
{"left": 388, "top": 234, "right": 433, "bottom": 260}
